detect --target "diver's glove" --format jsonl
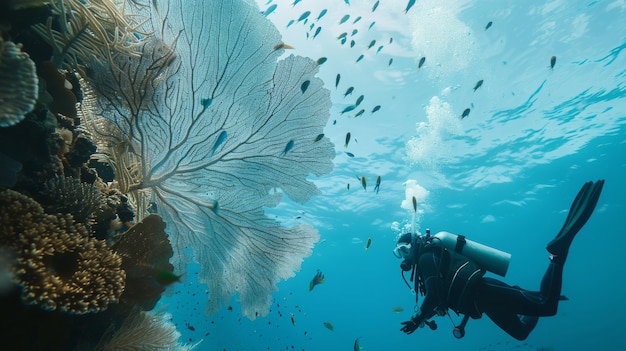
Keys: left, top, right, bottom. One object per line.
{"left": 400, "top": 315, "right": 424, "bottom": 334}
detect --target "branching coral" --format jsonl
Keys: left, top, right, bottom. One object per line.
{"left": 0, "top": 189, "right": 125, "bottom": 314}
{"left": 30, "top": 0, "right": 147, "bottom": 74}
{"left": 0, "top": 39, "right": 39, "bottom": 127}
{"left": 39, "top": 176, "right": 106, "bottom": 223}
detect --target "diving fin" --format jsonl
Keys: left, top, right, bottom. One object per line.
{"left": 547, "top": 180, "right": 605, "bottom": 260}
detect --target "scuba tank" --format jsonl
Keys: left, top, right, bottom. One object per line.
{"left": 433, "top": 231, "right": 511, "bottom": 277}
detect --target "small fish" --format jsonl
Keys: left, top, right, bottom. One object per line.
{"left": 418, "top": 56, "right": 426, "bottom": 70}
{"left": 314, "top": 133, "right": 324, "bottom": 142}
{"left": 274, "top": 42, "right": 294, "bottom": 50}
{"left": 290, "top": 315, "right": 296, "bottom": 326}
{"left": 309, "top": 270, "right": 325, "bottom": 291}
{"left": 485, "top": 21, "right": 493, "bottom": 31}
{"left": 345, "top": 151, "right": 355, "bottom": 157}
{"left": 388, "top": 58, "right": 393, "bottom": 66}
{"left": 200, "top": 97, "right": 213, "bottom": 109}
{"left": 350, "top": 40, "right": 355, "bottom": 48}
{"left": 337, "top": 32, "right": 348, "bottom": 40}
{"left": 354, "top": 337, "right": 363, "bottom": 351}
{"left": 347, "top": 183, "right": 350, "bottom": 190}
{"left": 345, "top": 132, "right": 351, "bottom": 147}
{"left": 550, "top": 55, "right": 556, "bottom": 70}
{"left": 291, "top": 0, "right": 301, "bottom": 6}
{"left": 391, "top": 306, "right": 405, "bottom": 313}
{"left": 333, "top": 119, "right": 337, "bottom": 125}
{"left": 365, "top": 237, "right": 372, "bottom": 250}
{"left": 389, "top": 37, "right": 394, "bottom": 44}
{"left": 351, "top": 29, "right": 358, "bottom": 36}
{"left": 309, "top": 23, "right": 315, "bottom": 30}
{"left": 300, "top": 80, "right": 310, "bottom": 93}
{"left": 212, "top": 200, "right": 219, "bottom": 213}
{"left": 339, "top": 14, "right": 350, "bottom": 25}
{"left": 340, "top": 37, "right": 347, "bottom": 45}
{"left": 361, "top": 176, "right": 366, "bottom": 191}
{"left": 404, "top": 0, "right": 416, "bottom": 13}
{"left": 460, "top": 108, "right": 471, "bottom": 120}
{"left": 313, "top": 26, "right": 322, "bottom": 39}
{"left": 316, "top": 9, "right": 327, "bottom": 20}
{"left": 323, "top": 321, "right": 334, "bottom": 331}
{"left": 263, "top": 4, "right": 277, "bottom": 17}
{"left": 297, "top": 11, "right": 311, "bottom": 22}
{"left": 371, "top": 105, "right": 381, "bottom": 113}
{"left": 344, "top": 0, "right": 350, "bottom": 6}
{"left": 367, "top": 40, "right": 376, "bottom": 50}
{"left": 282, "top": 140, "right": 295, "bottom": 155}
{"left": 341, "top": 105, "right": 356, "bottom": 114}
{"left": 356, "top": 54, "right": 364, "bottom": 63}
{"left": 353, "top": 16, "right": 362, "bottom": 24}
{"left": 372, "top": 0, "right": 380, "bottom": 12}
{"left": 369, "top": 21, "right": 376, "bottom": 30}
{"left": 344, "top": 86, "right": 354, "bottom": 97}
{"left": 353, "top": 109, "right": 365, "bottom": 118}
{"left": 210, "top": 130, "right": 228, "bottom": 156}
{"left": 154, "top": 270, "right": 185, "bottom": 286}
{"left": 317, "top": 57, "right": 327, "bottom": 65}
{"left": 335, "top": 74, "right": 341, "bottom": 88}
{"left": 376, "top": 45, "right": 384, "bottom": 54}
{"left": 373, "top": 175, "right": 381, "bottom": 194}
{"left": 412, "top": 196, "right": 417, "bottom": 212}
{"left": 355, "top": 95, "right": 364, "bottom": 106}
{"left": 473, "top": 79, "right": 484, "bottom": 92}
{"left": 286, "top": 19, "right": 295, "bottom": 28}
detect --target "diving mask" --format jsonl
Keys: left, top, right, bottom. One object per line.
{"left": 393, "top": 242, "right": 412, "bottom": 259}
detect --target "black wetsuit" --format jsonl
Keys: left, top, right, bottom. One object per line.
{"left": 414, "top": 242, "right": 564, "bottom": 340}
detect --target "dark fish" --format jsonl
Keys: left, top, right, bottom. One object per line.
{"left": 367, "top": 40, "right": 376, "bottom": 49}
{"left": 550, "top": 55, "right": 556, "bottom": 70}
{"left": 341, "top": 105, "right": 356, "bottom": 114}
{"left": 418, "top": 56, "right": 426, "bottom": 70}
{"left": 341, "top": 37, "right": 347, "bottom": 45}
{"left": 353, "top": 109, "right": 365, "bottom": 118}
{"left": 347, "top": 183, "right": 350, "bottom": 191}
{"left": 335, "top": 74, "right": 341, "bottom": 88}
{"left": 333, "top": 120, "right": 337, "bottom": 125}
{"left": 372, "top": 0, "right": 380, "bottom": 12}
{"left": 365, "top": 237, "right": 372, "bottom": 250}
{"left": 369, "top": 21, "right": 376, "bottom": 30}
{"left": 291, "top": 315, "right": 296, "bottom": 326}
{"left": 212, "top": 200, "right": 219, "bottom": 214}
{"left": 154, "top": 270, "right": 184, "bottom": 286}
{"left": 361, "top": 176, "right": 367, "bottom": 191}
{"left": 460, "top": 108, "right": 471, "bottom": 120}
{"left": 300, "top": 80, "right": 310, "bottom": 93}
{"left": 404, "top": 0, "right": 416, "bottom": 13}
{"left": 485, "top": 21, "right": 493, "bottom": 30}
{"left": 297, "top": 11, "right": 311, "bottom": 22}
{"left": 339, "top": 14, "right": 350, "bottom": 24}
{"left": 350, "top": 40, "right": 355, "bottom": 48}
{"left": 351, "top": 29, "right": 358, "bottom": 36}
{"left": 412, "top": 196, "right": 417, "bottom": 212}
{"left": 313, "top": 26, "right": 322, "bottom": 39}
{"left": 263, "top": 4, "right": 277, "bottom": 17}
{"left": 309, "top": 270, "right": 325, "bottom": 291}
{"left": 201, "top": 97, "right": 213, "bottom": 108}
{"left": 314, "top": 133, "right": 324, "bottom": 142}
{"left": 355, "top": 95, "right": 364, "bottom": 106}
{"left": 354, "top": 337, "right": 363, "bottom": 351}
{"left": 371, "top": 105, "right": 381, "bottom": 113}
{"left": 376, "top": 45, "right": 384, "bottom": 54}
{"left": 337, "top": 32, "right": 348, "bottom": 40}
{"left": 356, "top": 54, "right": 364, "bottom": 63}
{"left": 389, "top": 37, "right": 393, "bottom": 44}
{"left": 323, "top": 321, "right": 334, "bottom": 331}
{"left": 344, "top": 0, "right": 350, "bottom": 5}
{"left": 345, "top": 152, "right": 355, "bottom": 157}
{"left": 373, "top": 175, "right": 381, "bottom": 194}
{"left": 317, "top": 57, "right": 327, "bottom": 65}
{"left": 344, "top": 86, "right": 354, "bottom": 97}
{"left": 353, "top": 16, "right": 362, "bottom": 24}
{"left": 286, "top": 19, "right": 295, "bottom": 28}
{"left": 282, "top": 140, "right": 295, "bottom": 155}
{"left": 345, "top": 132, "right": 351, "bottom": 147}
{"left": 473, "top": 79, "right": 484, "bottom": 92}
{"left": 388, "top": 58, "right": 393, "bottom": 66}
{"left": 316, "top": 9, "right": 327, "bottom": 20}
{"left": 210, "top": 130, "right": 228, "bottom": 156}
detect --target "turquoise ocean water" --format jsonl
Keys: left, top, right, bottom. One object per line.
{"left": 155, "top": 1, "right": 626, "bottom": 350}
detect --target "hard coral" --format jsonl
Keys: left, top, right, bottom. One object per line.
{"left": 0, "top": 189, "right": 125, "bottom": 314}
{"left": 40, "top": 176, "right": 106, "bottom": 223}
{"left": 0, "top": 39, "right": 39, "bottom": 127}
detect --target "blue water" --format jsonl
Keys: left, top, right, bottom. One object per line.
{"left": 159, "top": 0, "right": 626, "bottom": 350}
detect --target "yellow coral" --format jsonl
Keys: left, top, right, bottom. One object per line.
{"left": 0, "top": 189, "right": 125, "bottom": 314}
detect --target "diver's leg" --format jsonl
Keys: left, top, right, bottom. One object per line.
{"left": 475, "top": 279, "right": 539, "bottom": 340}
{"left": 547, "top": 180, "right": 604, "bottom": 262}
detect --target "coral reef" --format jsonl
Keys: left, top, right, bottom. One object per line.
{"left": 0, "top": 38, "right": 39, "bottom": 127}
{"left": 39, "top": 176, "right": 106, "bottom": 223}
{"left": 1, "top": 189, "right": 125, "bottom": 314}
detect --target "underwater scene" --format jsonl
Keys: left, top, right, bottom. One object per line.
{"left": 0, "top": 0, "right": 625, "bottom": 350}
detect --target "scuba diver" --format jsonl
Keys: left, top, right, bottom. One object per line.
{"left": 394, "top": 180, "right": 604, "bottom": 340}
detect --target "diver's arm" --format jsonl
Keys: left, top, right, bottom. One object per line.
{"left": 414, "top": 252, "right": 440, "bottom": 321}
